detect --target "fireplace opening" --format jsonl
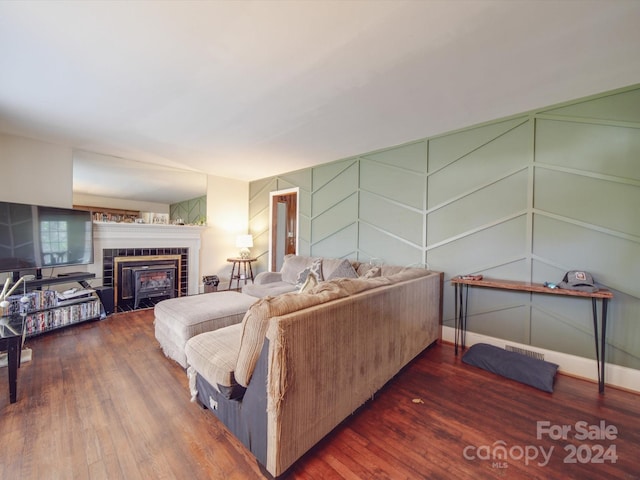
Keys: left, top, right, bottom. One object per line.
{"left": 131, "top": 265, "right": 176, "bottom": 308}
{"left": 112, "top": 254, "right": 182, "bottom": 311}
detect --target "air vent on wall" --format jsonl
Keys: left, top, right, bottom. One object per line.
{"left": 505, "top": 344, "right": 545, "bottom": 361}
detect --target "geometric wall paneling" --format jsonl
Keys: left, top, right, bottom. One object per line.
{"left": 530, "top": 257, "right": 568, "bottom": 285}
{"left": 528, "top": 286, "right": 639, "bottom": 369}
{"left": 532, "top": 214, "right": 640, "bottom": 298}
{"left": 361, "top": 140, "right": 427, "bottom": 173}
{"left": 278, "top": 168, "right": 313, "bottom": 192}
{"left": 312, "top": 161, "right": 358, "bottom": 217}
{"left": 298, "top": 186, "right": 312, "bottom": 218}
{"left": 311, "top": 193, "right": 358, "bottom": 244}
{"left": 534, "top": 168, "right": 640, "bottom": 237}
{"left": 360, "top": 159, "right": 425, "bottom": 210}
{"left": 427, "top": 116, "right": 529, "bottom": 173}
{"left": 250, "top": 200, "right": 271, "bottom": 235}
{"left": 457, "top": 280, "right": 532, "bottom": 343}
{"left": 464, "top": 301, "right": 531, "bottom": 345}
{"left": 250, "top": 176, "right": 277, "bottom": 203}
{"left": 535, "top": 119, "right": 640, "bottom": 180}
{"left": 359, "top": 190, "right": 423, "bottom": 246}
{"left": 604, "top": 289, "right": 640, "bottom": 369}
{"left": 357, "top": 221, "right": 422, "bottom": 268}
{"left": 251, "top": 207, "right": 271, "bottom": 252}
{"left": 539, "top": 86, "right": 640, "bottom": 124}
{"left": 248, "top": 176, "right": 276, "bottom": 264}
{"left": 478, "top": 258, "right": 530, "bottom": 285}
{"left": 426, "top": 169, "right": 528, "bottom": 245}
{"left": 310, "top": 222, "right": 357, "bottom": 260}
{"left": 276, "top": 177, "right": 298, "bottom": 192}
{"left": 427, "top": 216, "right": 527, "bottom": 281}
{"left": 286, "top": 171, "right": 313, "bottom": 258}
{"left": 297, "top": 210, "right": 311, "bottom": 257}
{"left": 249, "top": 176, "right": 276, "bottom": 220}
{"left": 437, "top": 257, "right": 531, "bottom": 333}
{"left": 248, "top": 83, "right": 640, "bottom": 371}
{"left": 312, "top": 158, "right": 357, "bottom": 191}
{"left": 529, "top": 305, "right": 599, "bottom": 360}
{"left": 427, "top": 119, "right": 531, "bottom": 207}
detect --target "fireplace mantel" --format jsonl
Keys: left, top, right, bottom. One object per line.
{"left": 93, "top": 221, "right": 206, "bottom": 240}
{"left": 90, "top": 222, "right": 207, "bottom": 295}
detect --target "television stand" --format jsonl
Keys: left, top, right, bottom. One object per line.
{"left": 26, "top": 272, "right": 96, "bottom": 290}
{"left": 57, "top": 271, "right": 90, "bottom": 277}
{"left": 7, "top": 272, "right": 106, "bottom": 337}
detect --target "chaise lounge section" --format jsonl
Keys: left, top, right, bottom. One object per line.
{"left": 154, "top": 291, "right": 257, "bottom": 368}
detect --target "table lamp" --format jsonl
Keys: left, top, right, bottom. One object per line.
{"left": 236, "top": 234, "right": 253, "bottom": 259}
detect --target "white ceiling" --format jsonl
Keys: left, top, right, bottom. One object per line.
{"left": 1, "top": 1, "right": 640, "bottom": 201}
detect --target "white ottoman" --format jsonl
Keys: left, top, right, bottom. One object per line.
{"left": 154, "top": 291, "right": 257, "bottom": 368}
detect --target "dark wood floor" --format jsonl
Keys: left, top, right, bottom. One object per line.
{"left": 1, "top": 309, "right": 638, "bottom": 480}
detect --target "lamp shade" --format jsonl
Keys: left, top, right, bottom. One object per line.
{"left": 236, "top": 235, "right": 253, "bottom": 248}
{"left": 236, "top": 234, "right": 253, "bottom": 259}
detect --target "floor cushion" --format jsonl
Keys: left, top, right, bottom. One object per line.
{"left": 462, "top": 343, "right": 559, "bottom": 393}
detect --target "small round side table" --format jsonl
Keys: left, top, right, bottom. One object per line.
{"left": 227, "top": 257, "right": 256, "bottom": 291}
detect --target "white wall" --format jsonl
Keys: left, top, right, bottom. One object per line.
{"left": 0, "top": 133, "right": 73, "bottom": 207}
{"left": 201, "top": 174, "right": 249, "bottom": 290}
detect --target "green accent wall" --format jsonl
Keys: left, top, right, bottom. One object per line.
{"left": 249, "top": 85, "right": 640, "bottom": 370}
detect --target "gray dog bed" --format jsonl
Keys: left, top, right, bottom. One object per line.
{"left": 462, "top": 343, "right": 559, "bottom": 393}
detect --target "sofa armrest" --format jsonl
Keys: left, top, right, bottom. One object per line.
{"left": 253, "top": 271, "right": 284, "bottom": 285}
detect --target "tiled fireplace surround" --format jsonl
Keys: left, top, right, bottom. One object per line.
{"left": 89, "top": 223, "right": 205, "bottom": 309}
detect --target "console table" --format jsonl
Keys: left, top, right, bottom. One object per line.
{"left": 451, "top": 276, "right": 613, "bottom": 393}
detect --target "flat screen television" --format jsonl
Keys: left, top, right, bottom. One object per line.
{"left": 0, "top": 201, "right": 93, "bottom": 275}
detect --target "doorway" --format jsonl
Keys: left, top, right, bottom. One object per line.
{"left": 269, "top": 188, "right": 299, "bottom": 271}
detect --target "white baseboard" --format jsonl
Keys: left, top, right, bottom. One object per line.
{"left": 441, "top": 326, "right": 640, "bottom": 394}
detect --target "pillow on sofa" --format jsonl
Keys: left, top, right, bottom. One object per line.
{"left": 280, "top": 255, "right": 321, "bottom": 284}
{"left": 462, "top": 343, "right": 559, "bottom": 393}
{"left": 325, "top": 258, "right": 359, "bottom": 280}
{"left": 296, "top": 258, "right": 323, "bottom": 285}
{"left": 356, "top": 263, "right": 379, "bottom": 277}
{"left": 298, "top": 272, "right": 318, "bottom": 293}
{"left": 361, "top": 266, "right": 382, "bottom": 278}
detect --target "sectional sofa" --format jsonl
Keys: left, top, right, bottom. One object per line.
{"left": 183, "top": 256, "right": 443, "bottom": 477}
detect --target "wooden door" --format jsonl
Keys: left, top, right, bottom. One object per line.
{"left": 270, "top": 191, "right": 298, "bottom": 271}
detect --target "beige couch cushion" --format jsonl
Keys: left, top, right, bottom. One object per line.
{"left": 185, "top": 323, "right": 243, "bottom": 391}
